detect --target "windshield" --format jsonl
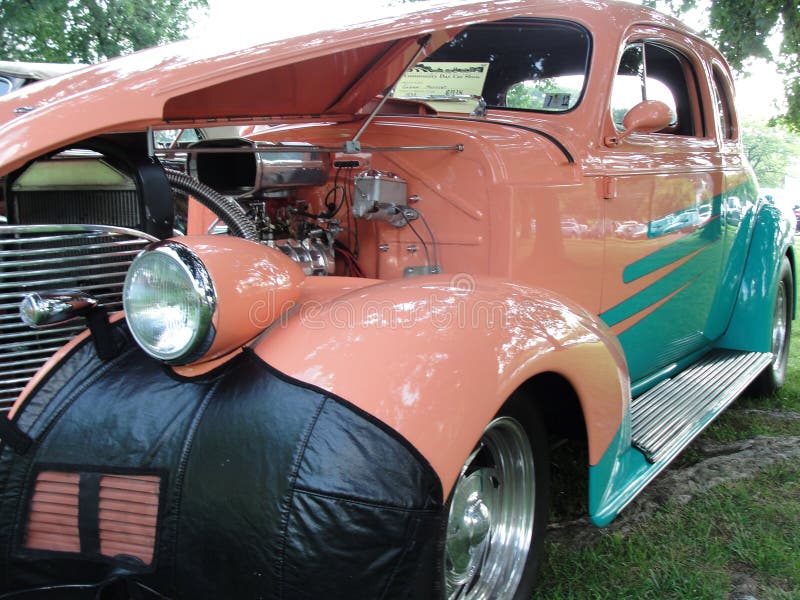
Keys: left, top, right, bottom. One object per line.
{"left": 394, "top": 19, "right": 592, "bottom": 114}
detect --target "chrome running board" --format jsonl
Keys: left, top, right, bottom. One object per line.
{"left": 631, "top": 350, "right": 772, "bottom": 463}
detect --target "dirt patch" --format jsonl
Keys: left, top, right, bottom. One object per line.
{"left": 735, "top": 408, "right": 800, "bottom": 421}
{"left": 547, "top": 428, "right": 800, "bottom": 548}
{"left": 729, "top": 570, "right": 760, "bottom": 600}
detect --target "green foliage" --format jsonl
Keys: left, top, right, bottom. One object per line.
{"left": 706, "top": 0, "right": 800, "bottom": 133}
{"left": 505, "top": 79, "right": 582, "bottom": 111}
{"left": 505, "top": 83, "right": 542, "bottom": 110}
{"left": 741, "top": 121, "right": 800, "bottom": 188}
{"left": 505, "top": 80, "right": 560, "bottom": 110}
{"left": 642, "top": 0, "right": 800, "bottom": 132}
{"left": 0, "top": 0, "right": 208, "bottom": 64}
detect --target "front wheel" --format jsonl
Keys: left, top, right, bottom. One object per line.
{"left": 441, "top": 403, "right": 550, "bottom": 599}
{"left": 751, "top": 256, "right": 793, "bottom": 396}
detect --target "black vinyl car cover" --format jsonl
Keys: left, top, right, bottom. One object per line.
{"left": 0, "top": 324, "right": 444, "bottom": 599}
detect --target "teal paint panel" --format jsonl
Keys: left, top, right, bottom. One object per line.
{"left": 624, "top": 216, "right": 722, "bottom": 284}
{"left": 602, "top": 241, "right": 718, "bottom": 328}
{"left": 589, "top": 421, "right": 650, "bottom": 527}
{"left": 704, "top": 179, "right": 760, "bottom": 339}
{"left": 601, "top": 229, "right": 722, "bottom": 386}
{"left": 617, "top": 282, "right": 709, "bottom": 381}
{"left": 601, "top": 182, "right": 767, "bottom": 382}
{"left": 718, "top": 200, "right": 795, "bottom": 352}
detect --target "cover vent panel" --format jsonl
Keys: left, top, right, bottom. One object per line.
{"left": 99, "top": 474, "right": 160, "bottom": 565}
{"left": 23, "top": 470, "right": 161, "bottom": 565}
{"left": 25, "top": 471, "right": 81, "bottom": 553}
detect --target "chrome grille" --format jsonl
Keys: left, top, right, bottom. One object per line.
{"left": 0, "top": 224, "right": 156, "bottom": 413}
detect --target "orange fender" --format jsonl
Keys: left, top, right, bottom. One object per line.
{"left": 255, "top": 274, "right": 629, "bottom": 495}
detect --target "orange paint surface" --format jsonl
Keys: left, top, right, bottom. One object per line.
{"left": 256, "top": 275, "right": 628, "bottom": 494}
{"left": 164, "top": 236, "right": 305, "bottom": 364}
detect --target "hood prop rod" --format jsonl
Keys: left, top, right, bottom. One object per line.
{"left": 344, "top": 35, "right": 432, "bottom": 154}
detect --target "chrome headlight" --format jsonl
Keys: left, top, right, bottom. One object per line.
{"left": 123, "top": 241, "right": 216, "bottom": 364}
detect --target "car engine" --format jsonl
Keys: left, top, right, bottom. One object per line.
{"left": 188, "top": 138, "right": 417, "bottom": 277}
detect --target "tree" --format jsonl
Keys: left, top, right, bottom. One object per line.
{"left": 706, "top": 1, "right": 799, "bottom": 133}
{"left": 0, "top": 0, "right": 207, "bottom": 64}
{"left": 643, "top": 0, "right": 800, "bottom": 132}
{"left": 742, "top": 121, "right": 800, "bottom": 188}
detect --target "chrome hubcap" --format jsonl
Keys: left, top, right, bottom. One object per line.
{"left": 444, "top": 416, "right": 535, "bottom": 599}
{"left": 771, "top": 281, "right": 788, "bottom": 372}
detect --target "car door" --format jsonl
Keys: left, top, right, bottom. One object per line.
{"left": 598, "top": 33, "right": 725, "bottom": 385}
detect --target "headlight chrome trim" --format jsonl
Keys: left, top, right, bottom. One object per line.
{"left": 123, "top": 240, "right": 217, "bottom": 365}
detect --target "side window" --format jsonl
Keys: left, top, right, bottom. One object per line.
{"left": 0, "top": 77, "right": 12, "bottom": 96}
{"left": 611, "top": 42, "right": 700, "bottom": 136}
{"left": 711, "top": 67, "right": 735, "bottom": 140}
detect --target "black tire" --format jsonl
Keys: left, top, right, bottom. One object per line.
{"left": 750, "top": 256, "right": 793, "bottom": 396}
{"left": 438, "top": 398, "right": 550, "bottom": 599}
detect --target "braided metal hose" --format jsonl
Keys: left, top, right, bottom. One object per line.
{"left": 164, "top": 169, "right": 258, "bottom": 241}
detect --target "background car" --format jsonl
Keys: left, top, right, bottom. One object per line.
{"left": 0, "top": 60, "right": 84, "bottom": 96}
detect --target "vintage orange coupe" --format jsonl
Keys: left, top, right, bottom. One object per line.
{"left": 0, "top": 1, "right": 794, "bottom": 598}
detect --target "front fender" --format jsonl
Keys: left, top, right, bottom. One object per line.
{"left": 255, "top": 274, "right": 630, "bottom": 495}
{"left": 718, "top": 198, "right": 796, "bottom": 352}
{"left": 1, "top": 327, "right": 443, "bottom": 598}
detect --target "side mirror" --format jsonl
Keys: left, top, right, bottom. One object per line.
{"left": 606, "top": 100, "right": 674, "bottom": 146}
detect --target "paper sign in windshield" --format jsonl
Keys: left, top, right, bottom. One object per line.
{"left": 394, "top": 62, "right": 490, "bottom": 113}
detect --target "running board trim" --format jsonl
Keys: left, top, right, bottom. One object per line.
{"left": 631, "top": 350, "right": 772, "bottom": 463}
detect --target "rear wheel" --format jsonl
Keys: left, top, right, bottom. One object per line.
{"left": 751, "top": 257, "right": 793, "bottom": 396}
{"left": 442, "top": 403, "right": 550, "bottom": 599}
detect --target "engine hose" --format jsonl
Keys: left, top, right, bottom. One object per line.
{"left": 163, "top": 169, "right": 259, "bottom": 241}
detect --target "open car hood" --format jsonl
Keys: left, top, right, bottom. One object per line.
{"left": 0, "top": 0, "right": 549, "bottom": 176}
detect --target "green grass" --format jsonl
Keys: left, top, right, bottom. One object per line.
{"left": 701, "top": 317, "right": 800, "bottom": 443}
{"left": 537, "top": 462, "right": 800, "bottom": 599}
{"left": 537, "top": 287, "right": 800, "bottom": 598}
